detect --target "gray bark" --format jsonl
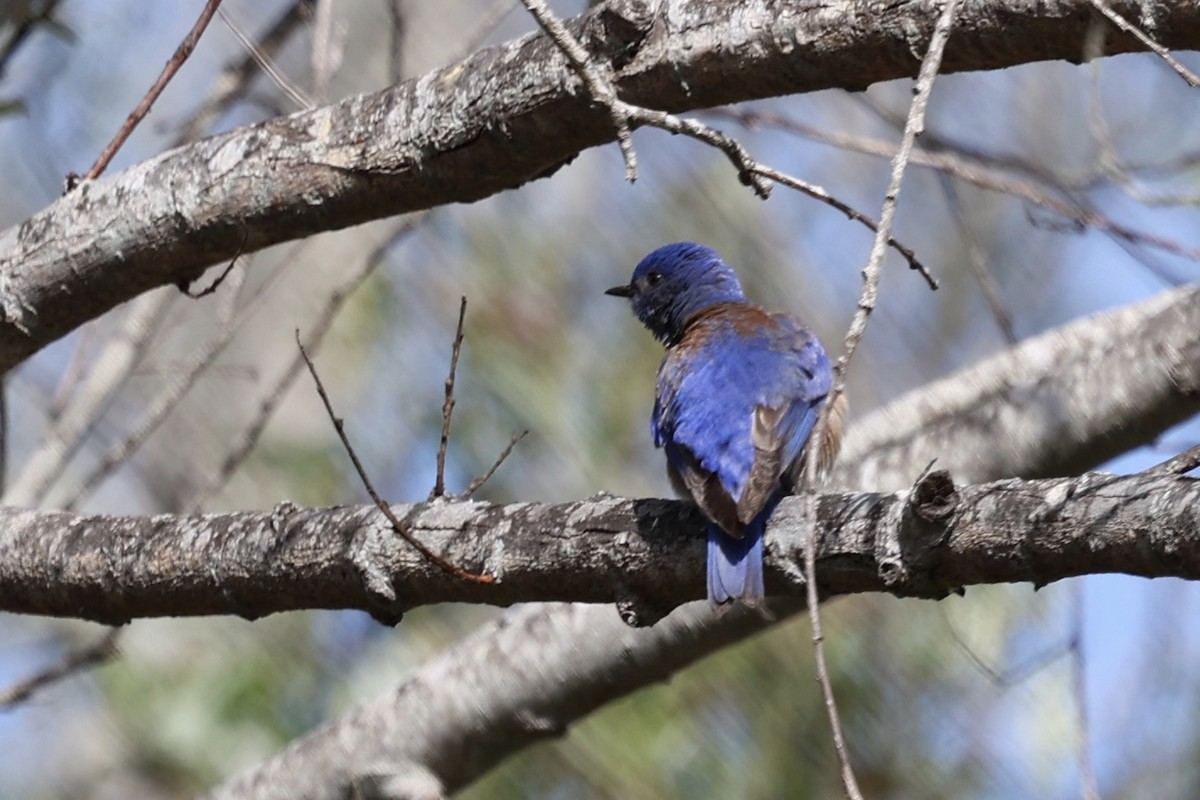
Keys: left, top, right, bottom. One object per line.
{"left": 0, "top": 0, "right": 1197, "bottom": 371}
{"left": 1, "top": 285, "right": 1195, "bottom": 623}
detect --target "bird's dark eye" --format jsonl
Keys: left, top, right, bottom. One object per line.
{"left": 646, "top": 270, "right": 663, "bottom": 287}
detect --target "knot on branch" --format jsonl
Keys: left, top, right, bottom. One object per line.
{"left": 593, "top": 0, "right": 654, "bottom": 70}
{"left": 912, "top": 469, "right": 958, "bottom": 522}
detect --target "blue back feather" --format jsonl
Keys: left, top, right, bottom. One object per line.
{"left": 614, "top": 243, "right": 835, "bottom": 606}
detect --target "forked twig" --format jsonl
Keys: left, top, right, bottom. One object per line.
{"left": 432, "top": 297, "right": 467, "bottom": 499}
{"left": 519, "top": 0, "right": 637, "bottom": 181}
{"left": 297, "top": 331, "right": 493, "bottom": 584}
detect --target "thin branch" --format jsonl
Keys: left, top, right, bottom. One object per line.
{"left": 169, "top": 0, "right": 316, "bottom": 145}
{"left": 803, "top": 2, "right": 961, "bottom": 797}
{"left": 82, "top": 0, "right": 225, "bottom": 181}
{"left": 432, "top": 297, "right": 467, "bottom": 500}
{"left": 297, "top": 331, "right": 494, "bottom": 585}
{"left": 716, "top": 106, "right": 1200, "bottom": 263}
{"left": 462, "top": 429, "right": 529, "bottom": 499}
{"left": 1088, "top": 0, "right": 1200, "bottom": 87}
{"left": 60, "top": 257, "right": 250, "bottom": 511}
{"left": 0, "top": 628, "right": 121, "bottom": 709}
{"left": 519, "top": 0, "right": 637, "bottom": 181}
{"left": 750, "top": 162, "right": 938, "bottom": 289}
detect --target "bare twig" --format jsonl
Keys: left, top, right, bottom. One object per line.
{"left": 82, "top": 0, "right": 225, "bottom": 181}
{"left": 519, "top": 0, "right": 637, "bottom": 181}
{"left": 750, "top": 162, "right": 938, "bottom": 289}
{"left": 182, "top": 236, "right": 245, "bottom": 298}
{"left": 432, "top": 297, "right": 467, "bottom": 500}
{"left": 462, "top": 430, "right": 529, "bottom": 499}
{"left": 1145, "top": 443, "right": 1200, "bottom": 476}
{"left": 1088, "top": 0, "right": 1200, "bottom": 87}
{"left": 0, "top": 628, "right": 121, "bottom": 709}
{"left": 717, "top": 106, "right": 1200, "bottom": 263}
{"left": 802, "top": 3, "right": 961, "bottom": 797}
{"left": 172, "top": 1, "right": 313, "bottom": 143}
{"left": 297, "top": 331, "right": 493, "bottom": 584}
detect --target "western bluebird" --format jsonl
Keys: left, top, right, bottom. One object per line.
{"left": 607, "top": 243, "right": 845, "bottom": 607}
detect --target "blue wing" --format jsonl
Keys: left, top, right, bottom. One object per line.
{"left": 653, "top": 304, "right": 837, "bottom": 606}
{"left": 654, "top": 307, "right": 832, "bottom": 531}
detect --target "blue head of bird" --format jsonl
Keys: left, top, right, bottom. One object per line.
{"left": 606, "top": 242, "right": 747, "bottom": 344}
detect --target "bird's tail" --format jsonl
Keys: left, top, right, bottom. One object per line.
{"left": 706, "top": 518, "right": 765, "bottom": 607}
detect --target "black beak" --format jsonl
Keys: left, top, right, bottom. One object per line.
{"left": 605, "top": 284, "right": 634, "bottom": 298}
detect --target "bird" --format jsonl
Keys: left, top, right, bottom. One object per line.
{"left": 607, "top": 242, "right": 845, "bottom": 607}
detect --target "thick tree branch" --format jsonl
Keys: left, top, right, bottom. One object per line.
{"left": 0, "top": 0, "right": 1198, "bottom": 371}
{"left": 3, "top": 469, "right": 1199, "bottom": 624}
{"left": 1, "top": 284, "right": 1194, "bottom": 622}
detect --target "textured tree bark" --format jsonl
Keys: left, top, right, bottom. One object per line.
{"left": 4, "top": 469, "right": 1198, "bottom": 624}
{"left": 0, "top": 285, "right": 1195, "bottom": 623}
{"left": 0, "top": 0, "right": 1197, "bottom": 371}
